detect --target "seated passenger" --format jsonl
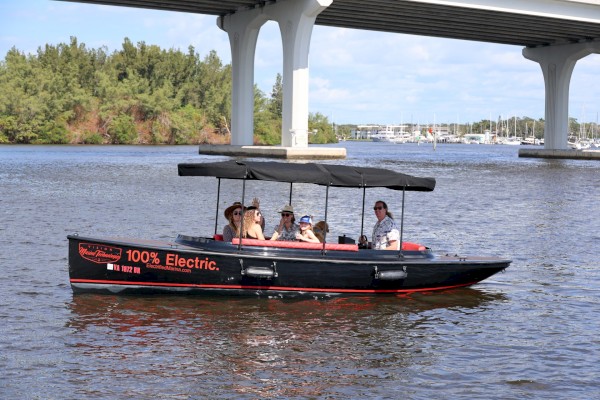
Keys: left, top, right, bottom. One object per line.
{"left": 313, "top": 220, "right": 329, "bottom": 243}
{"left": 295, "top": 215, "right": 320, "bottom": 244}
{"left": 246, "top": 197, "right": 265, "bottom": 231}
{"left": 242, "top": 208, "right": 265, "bottom": 240}
{"left": 370, "top": 200, "right": 400, "bottom": 250}
{"left": 270, "top": 205, "right": 299, "bottom": 241}
{"left": 222, "top": 202, "right": 243, "bottom": 241}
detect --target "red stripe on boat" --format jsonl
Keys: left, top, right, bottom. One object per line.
{"left": 70, "top": 278, "right": 475, "bottom": 293}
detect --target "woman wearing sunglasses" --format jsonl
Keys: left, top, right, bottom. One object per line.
{"left": 371, "top": 200, "right": 400, "bottom": 250}
{"left": 222, "top": 202, "right": 244, "bottom": 241}
{"left": 270, "top": 204, "right": 299, "bottom": 241}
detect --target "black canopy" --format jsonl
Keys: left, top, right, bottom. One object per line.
{"left": 178, "top": 160, "right": 435, "bottom": 192}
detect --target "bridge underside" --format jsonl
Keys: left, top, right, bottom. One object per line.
{"left": 60, "top": 0, "right": 600, "bottom": 47}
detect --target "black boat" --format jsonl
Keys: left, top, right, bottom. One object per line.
{"left": 68, "top": 160, "right": 510, "bottom": 297}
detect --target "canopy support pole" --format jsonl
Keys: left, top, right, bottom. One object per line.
{"left": 289, "top": 182, "right": 293, "bottom": 205}
{"left": 321, "top": 184, "right": 330, "bottom": 253}
{"left": 238, "top": 177, "right": 247, "bottom": 251}
{"left": 214, "top": 178, "right": 221, "bottom": 235}
{"left": 399, "top": 186, "right": 406, "bottom": 257}
{"left": 360, "top": 186, "right": 366, "bottom": 238}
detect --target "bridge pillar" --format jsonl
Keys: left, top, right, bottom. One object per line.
{"left": 219, "top": 0, "right": 331, "bottom": 147}
{"left": 523, "top": 41, "right": 600, "bottom": 150}
{"left": 265, "top": 0, "right": 332, "bottom": 147}
{"left": 218, "top": 9, "right": 268, "bottom": 145}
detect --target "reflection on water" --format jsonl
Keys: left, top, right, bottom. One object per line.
{"left": 65, "top": 289, "right": 506, "bottom": 398}
{"left": 67, "top": 288, "right": 507, "bottom": 332}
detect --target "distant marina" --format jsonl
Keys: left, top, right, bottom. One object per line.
{"left": 352, "top": 123, "right": 600, "bottom": 148}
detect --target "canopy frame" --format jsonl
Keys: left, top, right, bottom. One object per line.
{"left": 179, "top": 160, "right": 434, "bottom": 254}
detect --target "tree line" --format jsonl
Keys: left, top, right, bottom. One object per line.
{"left": 0, "top": 37, "right": 338, "bottom": 145}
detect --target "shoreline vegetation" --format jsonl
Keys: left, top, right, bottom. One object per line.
{"left": 1, "top": 37, "right": 595, "bottom": 145}
{"left": 0, "top": 37, "right": 339, "bottom": 146}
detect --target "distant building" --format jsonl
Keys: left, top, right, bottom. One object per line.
{"left": 352, "top": 125, "right": 380, "bottom": 140}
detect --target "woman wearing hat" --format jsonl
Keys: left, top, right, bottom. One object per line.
{"left": 222, "top": 202, "right": 244, "bottom": 241}
{"left": 270, "top": 205, "right": 299, "bottom": 241}
{"left": 295, "top": 215, "right": 320, "bottom": 243}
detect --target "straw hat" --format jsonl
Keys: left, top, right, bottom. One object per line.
{"left": 279, "top": 205, "right": 294, "bottom": 214}
{"left": 224, "top": 202, "right": 244, "bottom": 220}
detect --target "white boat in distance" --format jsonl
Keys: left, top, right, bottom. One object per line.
{"left": 520, "top": 136, "right": 537, "bottom": 145}
{"left": 371, "top": 125, "right": 408, "bottom": 143}
{"left": 503, "top": 136, "right": 522, "bottom": 145}
{"left": 568, "top": 135, "right": 595, "bottom": 149}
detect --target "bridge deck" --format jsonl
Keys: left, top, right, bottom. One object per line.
{"left": 61, "top": 0, "right": 600, "bottom": 47}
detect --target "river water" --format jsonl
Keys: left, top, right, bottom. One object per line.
{"left": 1, "top": 143, "right": 598, "bottom": 399}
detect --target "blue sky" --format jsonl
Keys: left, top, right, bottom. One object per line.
{"left": 2, "top": 0, "right": 599, "bottom": 125}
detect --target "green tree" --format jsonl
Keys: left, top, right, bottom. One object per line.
{"left": 0, "top": 115, "right": 18, "bottom": 143}
{"left": 197, "top": 50, "right": 231, "bottom": 132}
{"left": 254, "top": 86, "right": 280, "bottom": 145}
{"left": 569, "top": 117, "right": 579, "bottom": 135}
{"left": 308, "top": 112, "right": 337, "bottom": 144}
{"left": 108, "top": 113, "right": 137, "bottom": 144}
{"left": 269, "top": 73, "right": 283, "bottom": 118}
{"left": 0, "top": 48, "right": 44, "bottom": 142}
{"left": 170, "top": 104, "right": 207, "bottom": 144}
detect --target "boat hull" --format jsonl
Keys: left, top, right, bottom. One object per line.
{"left": 68, "top": 234, "right": 510, "bottom": 297}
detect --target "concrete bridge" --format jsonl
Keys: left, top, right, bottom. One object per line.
{"left": 61, "top": 0, "right": 600, "bottom": 157}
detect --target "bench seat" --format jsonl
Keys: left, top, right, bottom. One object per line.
{"left": 230, "top": 238, "right": 426, "bottom": 252}
{"left": 232, "top": 238, "right": 359, "bottom": 252}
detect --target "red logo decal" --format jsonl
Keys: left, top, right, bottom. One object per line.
{"left": 79, "top": 243, "right": 122, "bottom": 264}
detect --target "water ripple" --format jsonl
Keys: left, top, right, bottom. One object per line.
{"left": 1, "top": 143, "right": 599, "bottom": 399}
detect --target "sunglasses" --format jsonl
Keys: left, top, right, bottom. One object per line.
{"left": 281, "top": 213, "right": 292, "bottom": 217}
{"left": 373, "top": 206, "right": 385, "bottom": 211}
{"left": 233, "top": 211, "right": 242, "bottom": 216}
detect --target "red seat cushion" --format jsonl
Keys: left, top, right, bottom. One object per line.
{"left": 232, "top": 238, "right": 358, "bottom": 252}
{"left": 401, "top": 242, "right": 426, "bottom": 251}
{"left": 231, "top": 238, "right": 425, "bottom": 252}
